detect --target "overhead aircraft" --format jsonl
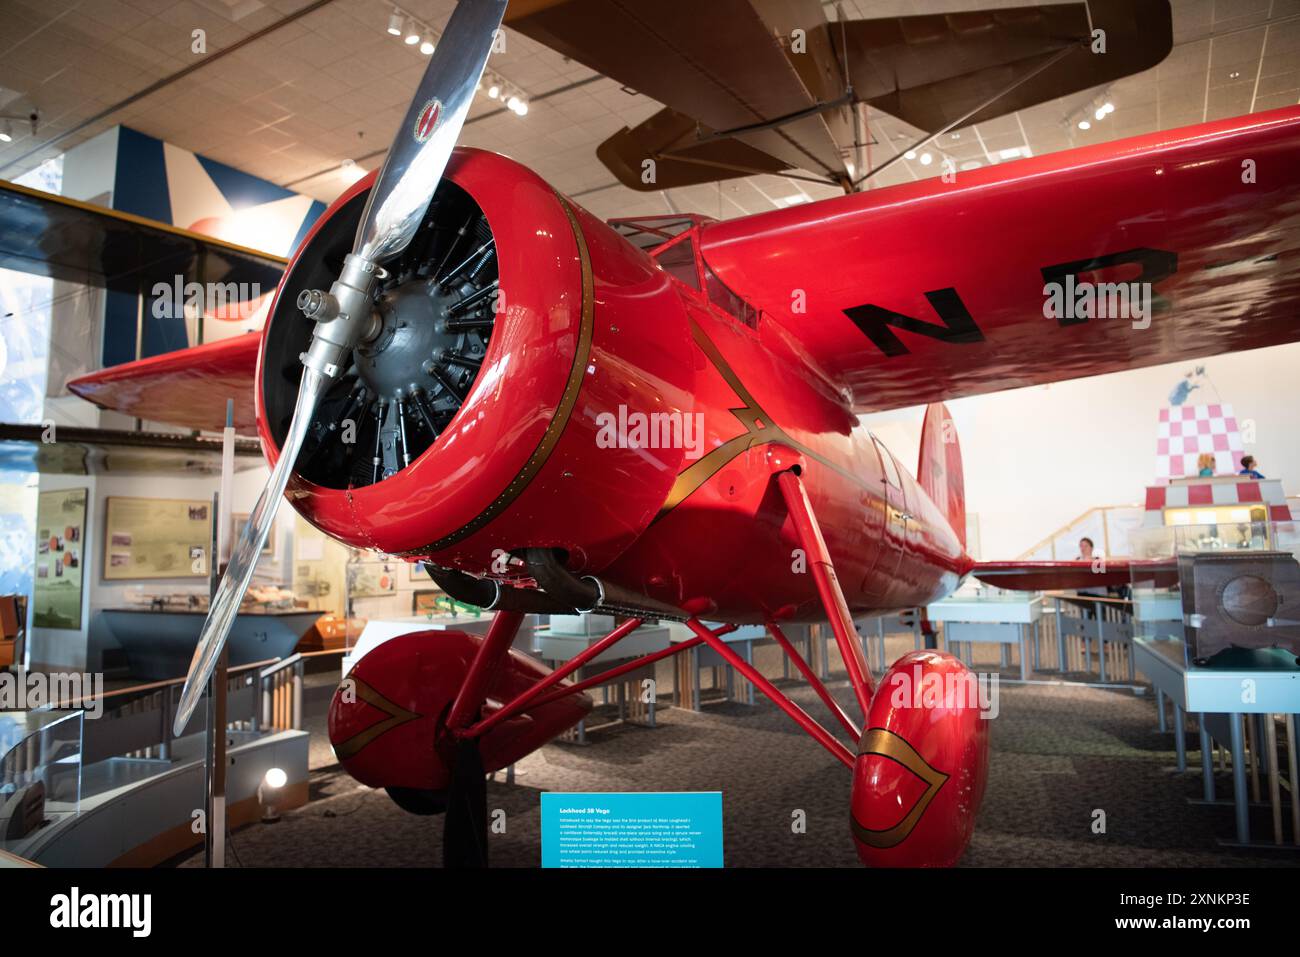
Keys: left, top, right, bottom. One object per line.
{"left": 53, "top": 0, "right": 1300, "bottom": 866}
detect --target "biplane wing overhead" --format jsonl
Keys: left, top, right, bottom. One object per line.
{"left": 0, "top": 179, "right": 285, "bottom": 295}
{"left": 505, "top": 0, "right": 1173, "bottom": 191}
{"left": 0, "top": 180, "right": 286, "bottom": 436}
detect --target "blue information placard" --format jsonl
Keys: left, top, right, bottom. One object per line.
{"left": 541, "top": 791, "right": 724, "bottom": 868}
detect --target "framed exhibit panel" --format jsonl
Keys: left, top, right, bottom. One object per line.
{"left": 33, "top": 488, "right": 88, "bottom": 629}
{"left": 102, "top": 497, "right": 213, "bottom": 580}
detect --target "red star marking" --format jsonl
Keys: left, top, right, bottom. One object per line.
{"left": 415, "top": 100, "right": 441, "bottom": 142}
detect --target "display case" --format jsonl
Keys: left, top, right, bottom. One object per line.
{"left": 1128, "top": 520, "right": 1300, "bottom": 666}
{"left": 0, "top": 709, "right": 83, "bottom": 854}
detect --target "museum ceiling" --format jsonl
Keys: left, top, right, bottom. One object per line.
{"left": 0, "top": 0, "right": 1295, "bottom": 224}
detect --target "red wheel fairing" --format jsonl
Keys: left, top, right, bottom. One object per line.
{"left": 850, "top": 650, "right": 989, "bottom": 866}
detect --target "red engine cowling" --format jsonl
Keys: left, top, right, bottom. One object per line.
{"left": 256, "top": 149, "right": 696, "bottom": 576}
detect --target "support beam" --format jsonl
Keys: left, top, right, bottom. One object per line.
{"left": 767, "top": 619, "right": 861, "bottom": 742}
{"left": 776, "top": 468, "right": 875, "bottom": 716}
{"left": 684, "top": 618, "right": 855, "bottom": 769}
{"left": 528, "top": 628, "right": 731, "bottom": 709}
{"left": 445, "top": 610, "right": 524, "bottom": 731}
{"left": 460, "top": 617, "right": 644, "bottom": 738}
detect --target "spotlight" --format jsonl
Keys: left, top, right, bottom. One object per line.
{"left": 338, "top": 158, "right": 362, "bottom": 184}
{"left": 1102, "top": 101, "right": 1114, "bottom": 115}
{"left": 506, "top": 95, "right": 519, "bottom": 111}
{"left": 515, "top": 100, "right": 528, "bottom": 116}
{"left": 259, "top": 767, "right": 288, "bottom": 823}
{"left": 488, "top": 84, "right": 499, "bottom": 99}
{"left": 420, "top": 40, "right": 434, "bottom": 55}
{"left": 1078, "top": 119, "right": 1091, "bottom": 130}
{"left": 404, "top": 21, "right": 420, "bottom": 44}
{"left": 386, "top": 9, "right": 402, "bottom": 35}
{"left": 919, "top": 152, "right": 932, "bottom": 165}
{"left": 904, "top": 149, "right": 916, "bottom": 159}
{"left": 1094, "top": 106, "right": 1106, "bottom": 121}
{"left": 0, "top": 121, "right": 11, "bottom": 144}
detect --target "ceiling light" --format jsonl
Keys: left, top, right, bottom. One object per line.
{"left": 386, "top": 9, "right": 402, "bottom": 35}
{"left": 1229, "top": 70, "right": 1241, "bottom": 79}
{"left": 404, "top": 21, "right": 420, "bottom": 44}
{"left": 420, "top": 40, "right": 434, "bottom": 55}
{"left": 506, "top": 95, "right": 520, "bottom": 111}
{"left": 919, "top": 152, "right": 932, "bottom": 165}
{"left": 1078, "top": 119, "right": 1091, "bottom": 130}
{"left": 1094, "top": 106, "right": 1106, "bottom": 121}
{"left": 488, "top": 84, "right": 499, "bottom": 98}
{"left": 515, "top": 100, "right": 528, "bottom": 116}
{"left": 0, "top": 122, "right": 11, "bottom": 143}
{"left": 1102, "top": 102, "right": 1114, "bottom": 114}
{"left": 904, "top": 149, "right": 916, "bottom": 159}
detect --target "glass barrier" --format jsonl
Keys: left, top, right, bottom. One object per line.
{"left": 1127, "top": 521, "right": 1300, "bottom": 666}
{"left": 0, "top": 708, "right": 83, "bottom": 851}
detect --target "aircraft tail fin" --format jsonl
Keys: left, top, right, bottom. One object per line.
{"left": 918, "top": 402, "right": 965, "bottom": 550}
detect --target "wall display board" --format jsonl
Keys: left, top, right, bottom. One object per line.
{"left": 347, "top": 559, "right": 399, "bottom": 598}
{"left": 33, "top": 488, "right": 88, "bottom": 629}
{"left": 102, "top": 497, "right": 213, "bottom": 580}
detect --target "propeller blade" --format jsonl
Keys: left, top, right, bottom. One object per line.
{"left": 172, "top": 0, "right": 509, "bottom": 737}
{"left": 355, "top": 0, "right": 509, "bottom": 266}
{"left": 173, "top": 369, "right": 326, "bottom": 735}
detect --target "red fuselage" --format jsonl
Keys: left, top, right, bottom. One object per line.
{"left": 255, "top": 149, "right": 969, "bottom": 622}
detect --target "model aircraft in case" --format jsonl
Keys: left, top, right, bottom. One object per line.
{"left": 60, "top": 0, "right": 1300, "bottom": 866}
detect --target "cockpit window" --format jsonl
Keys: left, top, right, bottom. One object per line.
{"left": 653, "top": 235, "right": 700, "bottom": 290}
{"left": 702, "top": 257, "right": 760, "bottom": 329}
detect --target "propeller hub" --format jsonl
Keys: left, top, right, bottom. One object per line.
{"left": 357, "top": 280, "right": 473, "bottom": 400}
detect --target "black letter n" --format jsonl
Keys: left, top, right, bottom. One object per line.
{"left": 844, "top": 288, "right": 984, "bottom": 357}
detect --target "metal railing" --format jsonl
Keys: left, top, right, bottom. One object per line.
{"left": 4, "top": 649, "right": 346, "bottom": 774}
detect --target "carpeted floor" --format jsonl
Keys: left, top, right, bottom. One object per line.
{"left": 175, "top": 639, "right": 1298, "bottom": 868}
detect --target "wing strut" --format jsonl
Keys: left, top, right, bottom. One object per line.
{"left": 853, "top": 42, "right": 1077, "bottom": 188}
{"left": 774, "top": 456, "right": 876, "bottom": 718}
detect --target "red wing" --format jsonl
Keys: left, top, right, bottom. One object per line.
{"left": 698, "top": 106, "right": 1300, "bottom": 414}
{"left": 971, "top": 560, "right": 1179, "bottom": 591}
{"left": 66, "top": 332, "right": 262, "bottom": 436}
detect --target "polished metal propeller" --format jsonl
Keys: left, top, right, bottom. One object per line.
{"left": 174, "top": 0, "right": 509, "bottom": 736}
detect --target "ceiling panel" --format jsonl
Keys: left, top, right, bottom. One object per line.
{"left": 0, "top": 0, "right": 1294, "bottom": 225}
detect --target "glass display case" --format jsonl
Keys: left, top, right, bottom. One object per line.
{"left": 1128, "top": 521, "right": 1300, "bottom": 665}
{"left": 0, "top": 708, "right": 83, "bottom": 854}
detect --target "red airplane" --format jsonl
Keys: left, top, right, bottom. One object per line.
{"left": 67, "top": 1, "right": 1300, "bottom": 867}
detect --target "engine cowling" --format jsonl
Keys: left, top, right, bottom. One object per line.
{"left": 257, "top": 149, "right": 695, "bottom": 576}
